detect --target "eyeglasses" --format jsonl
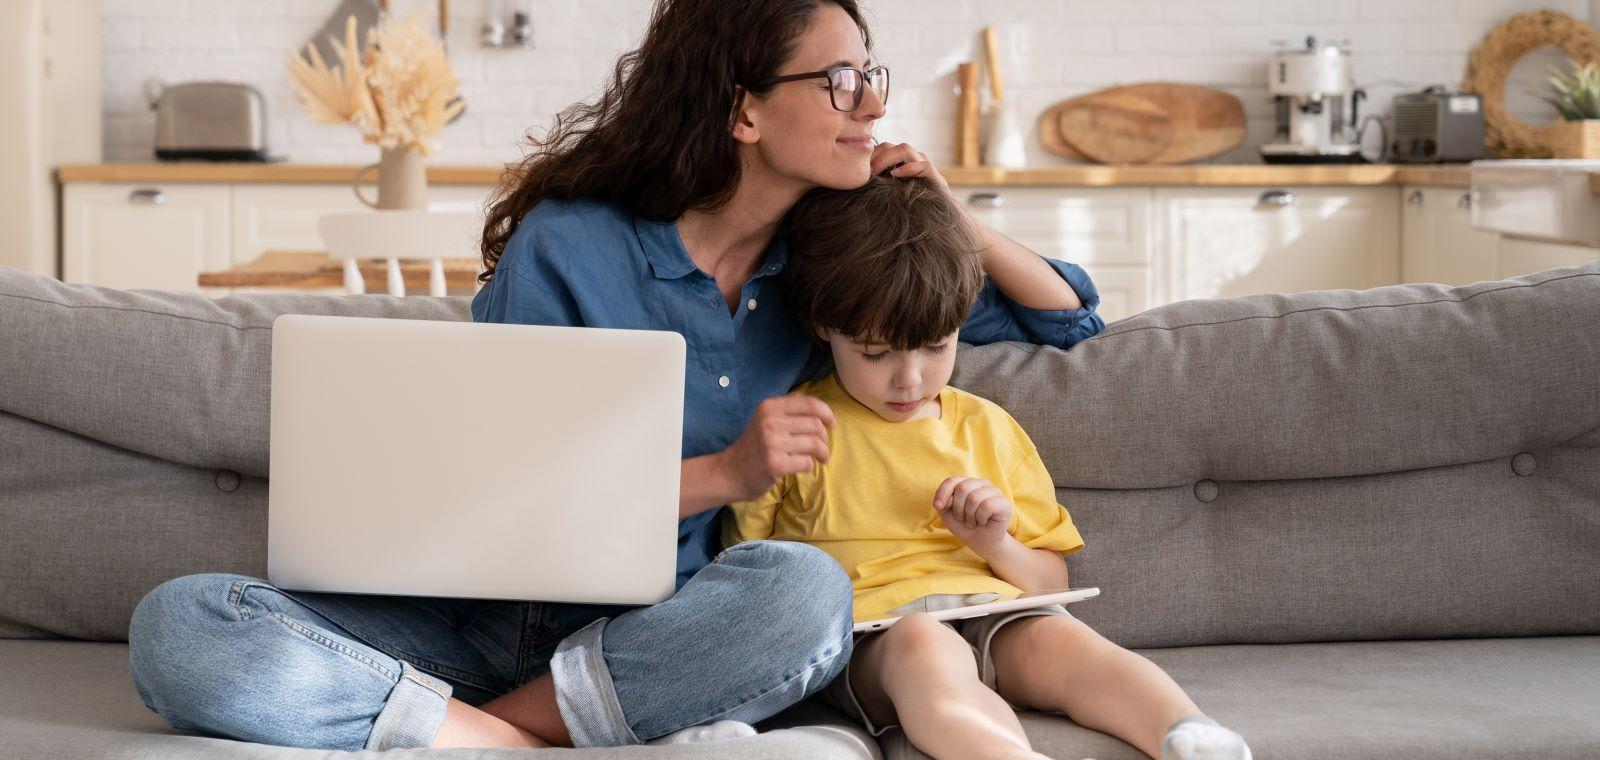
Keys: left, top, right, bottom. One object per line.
{"left": 755, "top": 65, "right": 890, "bottom": 112}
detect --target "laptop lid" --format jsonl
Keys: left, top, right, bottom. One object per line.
{"left": 267, "top": 314, "right": 683, "bottom": 604}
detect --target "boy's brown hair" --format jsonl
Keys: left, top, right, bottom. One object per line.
{"left": 783, "top": 176, "right": 985, "bottom": 350}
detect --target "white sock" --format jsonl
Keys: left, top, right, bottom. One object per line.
{"left": 1160, "top": 715, "right": 1252, "bottom": 760}
{"left": 645, "top": 720, "right": 757, "bottom": 745}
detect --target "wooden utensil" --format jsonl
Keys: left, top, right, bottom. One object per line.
{"left": 982, "top": 26, "right": 1005, "bottom": 102}
{"left": 1043, "top": 83, "right": 1246, "bottom": 164}
{"left": 957, "top": 62, "right": 981, "bottom": 168}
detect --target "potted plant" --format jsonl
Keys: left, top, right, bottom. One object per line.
{"left": 285, "top": 14, "right": 463, "bottom": 209}
{"left": 1539, "top": 59, "right": 1600, "bottom": 158}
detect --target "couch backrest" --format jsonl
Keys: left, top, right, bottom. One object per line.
{"left": 952, "top": 261, "right": 1600, "bottom": 647}
{"left": 3, "top": 262, "right": 1597, "bottom": 645}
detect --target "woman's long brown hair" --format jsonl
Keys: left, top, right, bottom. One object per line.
{"left": 478, "top": 0, "right": 871, "bottom": 284}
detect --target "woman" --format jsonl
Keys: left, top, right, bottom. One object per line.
{"left": 127, "top": 0, "right": 1102, "bottom": 751}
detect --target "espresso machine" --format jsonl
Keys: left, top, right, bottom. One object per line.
{"left": 1261, "top": 36, "right": 1372, "bottom": 163}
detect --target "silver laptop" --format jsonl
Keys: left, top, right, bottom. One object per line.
{"left": 267, "top": 314, "right": 683, "bottom": 605}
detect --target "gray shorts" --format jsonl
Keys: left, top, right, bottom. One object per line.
{"left": 821, "top": 604, "right": 1073, "bottom": 736}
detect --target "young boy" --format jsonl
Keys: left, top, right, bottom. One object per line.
{"left": 724, "top": 177, "right": 1251, "bottom": 760}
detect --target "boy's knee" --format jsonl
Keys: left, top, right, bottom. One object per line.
{"left": 998, "top": 614, "right": 1107, "bottom": 663}
{"left": 880, "top": 613, "right": 966, "bottom": 663}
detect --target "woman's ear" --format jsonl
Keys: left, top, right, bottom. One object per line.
{"left": 729, "top": 86, "right": 760, "bottom": 145}
{"left": 813, "top": 325, "right": 833, "bottom": 343}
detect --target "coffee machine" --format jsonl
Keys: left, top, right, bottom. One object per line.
{"left": 1261, "top": 36, "right": 1371, "bottom": 163}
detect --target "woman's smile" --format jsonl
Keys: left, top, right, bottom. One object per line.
{"left": 837, "top": 135, "right": 875, "bottom": 151}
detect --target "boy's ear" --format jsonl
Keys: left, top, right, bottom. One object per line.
{"left": 813, "top": 325, "right": 831, "bottom": 343}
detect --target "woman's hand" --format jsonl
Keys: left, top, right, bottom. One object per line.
{"left": 934, "top": 475, "right": 1012, "bottom": 557}
{"left": 871, "top": 141, "right": 949, "bottom": 192}
{"left": 716, "top": 394, "right": 837, "bottom": 502}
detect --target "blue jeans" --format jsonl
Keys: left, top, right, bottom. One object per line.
{"left": 127, "top": 541, "right": 853, "bottom": 750}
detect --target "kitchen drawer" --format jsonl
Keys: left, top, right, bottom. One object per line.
{"left": 63, "top": 182, "right": 231, "bottom": 293}
{"left": 1078, "top": 265, "right": 1150, "bottom": 325}
{"left": 1154, "top": 186, "right": 1400, "bottom": 302}
{"left": 959, "top": 187, "right": 1151, "bottom": 266}
{"left": 1496, "top": 235, "right": 1600, "bottom": 279}
{"left": 1400, "top": 185, "right": 1500, "bottom": 286}
{"left": 230, "top": 184, "right": 493, "bottom": 264}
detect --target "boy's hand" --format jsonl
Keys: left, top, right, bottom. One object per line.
{"left": 933, "top": 476, "right": 1012, "bottom": 557}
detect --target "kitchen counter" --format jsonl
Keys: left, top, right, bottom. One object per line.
{"left": 57, "top": 162, "right": 1475, "bottom": 188}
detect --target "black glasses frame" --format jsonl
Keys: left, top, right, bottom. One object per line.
{"left": 755, "top": 65, "right": 890, "bottom": 112}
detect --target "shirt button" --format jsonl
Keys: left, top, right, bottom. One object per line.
{"left": 718, "top": 375, "right": 730, "bottom": 388}
{"left": 707, "top": 296, "right": 718, "bottom": 307}
{"left": 747, "top": 298, "right": 758, "bottom": 311}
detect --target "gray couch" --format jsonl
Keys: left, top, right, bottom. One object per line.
{"left": 3, "top": 261, "right": 1598, "bottom": 759}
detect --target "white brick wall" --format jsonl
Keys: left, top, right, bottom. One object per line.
{"left": 101, "top": 0, "right": 1598, "bottom": 166}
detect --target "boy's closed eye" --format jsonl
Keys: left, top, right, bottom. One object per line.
{"left": 860, "top": 342, "right": 951, "bottom": 362}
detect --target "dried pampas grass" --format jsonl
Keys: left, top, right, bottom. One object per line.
{"left": 286, "top": 13, "right": 463, "bottom": 156}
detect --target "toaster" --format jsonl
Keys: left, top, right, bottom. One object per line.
{"left": 153, "top": 82, "right": 270, "bottom": 161}
{"left": 1390, "top": 86, "right": 1485, "bottom": 163}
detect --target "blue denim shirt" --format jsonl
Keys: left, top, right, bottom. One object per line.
{"left": 471, "top": 198, "right": 1104, "bottom": 587}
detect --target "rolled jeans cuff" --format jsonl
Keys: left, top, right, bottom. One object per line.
{"left": 364, "top": 661, "right": 453, "bottom": 750}
{"left": 550, "top": 617, "right": 640, "bottom": 747}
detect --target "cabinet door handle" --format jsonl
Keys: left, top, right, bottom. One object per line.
{"left": 128, "top": 188, "right": 166, "bottom": 205}
{"left": 1257, "top": 190, "right": 1296, "bottom": 208}
{"left": 967, "top": 192, "right": 1003, "bottom": 208}
{"left": 1407, "top": 190, "right": 1424, "bottom": 205}
{"left": 1458, "top": 191, "right": 1478, "bottom": 210}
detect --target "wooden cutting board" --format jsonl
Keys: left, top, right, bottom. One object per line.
{"left": 1038, "top": 100, "right": 1086, "bottom": 159}
{"left": 1039, "top": 84, "right": 1245, "bottom": 165}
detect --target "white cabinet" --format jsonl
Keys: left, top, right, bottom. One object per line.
{"left": 1154, "top": 186, "right": 1400, "bottom": 303}
{"left": 62, "top": 183, "right": 231, "bottom": 294}
{"left": 64, "top": 181, "right": 495, "bottom": 293}
{"left": 73, "top": 177, "right": 1585, "bottom": 308}
{"left": 1497, "top": 235, "right": 1600, "bottom": 279}
{"left": 1399, "top": 184, "right": 1595, "bottom": 285}
{"left": 1400, "top": 185, "right": 1500, "bottom": 286}
{"left": 959, "top": 187, "right": 1151, "bottom": 324}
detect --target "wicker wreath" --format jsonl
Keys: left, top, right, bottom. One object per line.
{"left": 1463, "top": 10, "right": 1600, "bottom": 157}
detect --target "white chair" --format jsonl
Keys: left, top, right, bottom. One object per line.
{"left": 317, "top": 211, "right": 481, "bottom": 297}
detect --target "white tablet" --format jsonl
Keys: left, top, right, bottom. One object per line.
{"left": 852, "top": 587, "right": 1101, "bottom": 633}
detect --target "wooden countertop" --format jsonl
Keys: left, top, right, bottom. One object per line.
{"left": 943, "top": 164, "right": 1472, "bottom": 188}
{"left": 198, "top": 251, "right": 480, "bottom": 289}
{"left": 57, "top": 162, "right": 1475, "bottom": 188}
{"left": 57, "top": 163, "right": 511, "bottom": 186}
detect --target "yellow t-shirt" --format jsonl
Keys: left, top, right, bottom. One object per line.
{"left": 722, "top": 373, "right": 1084, "bottom": 621}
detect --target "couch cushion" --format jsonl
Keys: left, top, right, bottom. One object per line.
{"left": 881, "top": 636, "right": 1600, "bottom": 760}
{"left": 954, "top": 261, "right": 1600, "bottom": 488}
{"left": 948, "top": 262, "right": 1600, "bottom": 647}
{"left": 0, "top": 411, "right": 267, "bottom": 640}
{"left": 0, "top": 268, "right": 469, "bottom": 479}
{"left": 0, "top": 640, "right": 880, "bottom": 759}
